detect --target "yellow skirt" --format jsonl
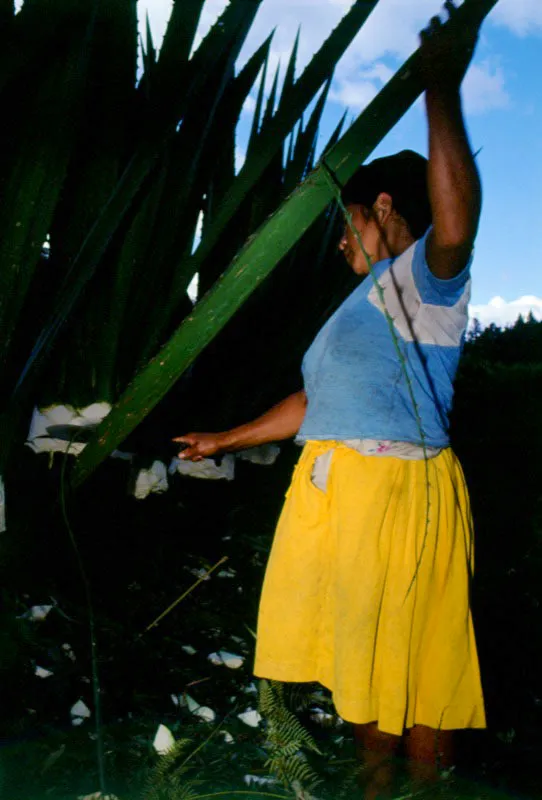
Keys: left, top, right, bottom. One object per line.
{"left": 254, "top": 441, "right": 486, "bottom": 736}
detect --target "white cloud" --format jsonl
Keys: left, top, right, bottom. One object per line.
{"left": 469, "top": 296, "right": 542, "bottom": 328}
{"left": 141, "top": 1, "right": 445, "bottom": 76}
{"left": 329, "top": 79, "right": 379, "bottom": 112}
{"left": 462, "top": 60, "right": 511, "bottom": 115}
{"left": 329, "top": 62, "right": 394, "bottom": 111}
{"left": 490, "top": 0, "right": 542, "bottom": 36}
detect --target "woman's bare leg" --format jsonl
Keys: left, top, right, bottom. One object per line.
{"left": 404, "top": 724, "right": 455, "bottom": 785}
{"left": 353, "top": 722, "right": 401, "bottom": 799}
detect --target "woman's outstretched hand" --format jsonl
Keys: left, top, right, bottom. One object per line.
{"left": 172, "top": 432, "right": 228, "bottom": 462}
{"left": 172, "top": 391, "right": 307, "bottom": 462}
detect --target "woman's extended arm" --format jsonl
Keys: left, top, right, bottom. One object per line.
{"left": 172, "top": 390, "right": 307, "bottom": 461}
{"left": 419, "top": 2, "right": 483, "bottom": 279}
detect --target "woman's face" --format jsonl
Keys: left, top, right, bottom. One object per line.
{"left": 338, "top": 203, "right": 381, "bottom": 275}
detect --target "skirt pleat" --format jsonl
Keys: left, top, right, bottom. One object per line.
{"left": 253, "top": 441, "right": 486, "bottom": 736}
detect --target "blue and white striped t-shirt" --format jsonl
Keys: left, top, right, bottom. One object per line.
{"left": 297, "top": 229, "right": 472, "bottom": 449}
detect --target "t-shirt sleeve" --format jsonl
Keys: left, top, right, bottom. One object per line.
{"left": 412, "top": 226, "right": 473, "bottom": 308}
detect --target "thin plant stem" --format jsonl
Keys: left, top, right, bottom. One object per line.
{"left": 320, "top": 160, "right": 431, "bottom": 602}
{"left": 60, "top": 443, "right": 106, "bottom": 794}
{"left": 144, "top": 555, "right": 228, "bottom": 632}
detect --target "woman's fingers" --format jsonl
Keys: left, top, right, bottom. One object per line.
{"left": 444, "top": 0, "right": 458, "bottom": 20}
{"left": 171, "top": 432, "right": 221, "bottom": 461}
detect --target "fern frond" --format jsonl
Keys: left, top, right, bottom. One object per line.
{"left": 258, "top": 679, "right": 322, "bottom": 792}
{"left": 266, "top": 753, "right": 322, "bottom": 791}
{"left": 144, "top": 738, "right": 199, "bottom": 800}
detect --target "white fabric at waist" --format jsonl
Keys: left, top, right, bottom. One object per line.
{"left": 311, "top": 439, "right": 442, "bottom": 493}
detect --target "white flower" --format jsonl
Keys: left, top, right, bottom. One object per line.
{"left": 35, "top": 666, "right": 53, "bottom": 679}
{"left": 237, "top": 708, "right": 262, "bottom": 727}
{"left": 19, "top": 604, "right": 53, "bottom": 622}
{"left": 244, "top": 774, "right": 277, "bottom": 786}
{"left": 153, "top": 724, "right": 175, "bottom": 755}
{"left": 183, "top": 694, "right": 216, "bottom": 723}
{"left": 207, "top": 651, "right": 244, "bottom": 669}
{"left": 71, "top": 699, "right": 91, "bottom": 720}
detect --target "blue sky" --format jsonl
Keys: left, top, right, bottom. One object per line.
{"left": 146, "top": 1, "right": 542, "bottom": 324}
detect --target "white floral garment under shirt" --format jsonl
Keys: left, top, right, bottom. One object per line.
{"left": 310, "top": 439, "right": 442, "bottom": 492}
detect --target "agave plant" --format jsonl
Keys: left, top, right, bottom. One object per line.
{"left": 0, "top": 0, "right": 384, "bottom": 475}
{"left": 0, "top": 0, "right": 498, "bottom": 487}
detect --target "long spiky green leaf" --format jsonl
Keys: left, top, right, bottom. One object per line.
{"left": 279, "top": 26, "right": 300, "bottom": 107}
{"left": 10, "top": 0, "right": 262, "bottom": 404}
{"left": 157, "top": 0, "right": 382, "bottom": 324}
{"left": 72, "top": 0, "right": 499, "bottom": 484}
{"left": 146, "top": 0, "right": 384, "bottom": 350}
{"left": 0, "top": 4, "right": 97, "bottom": 372}
{"left": 247, "top": 39, "right": 272, "bottom": 157}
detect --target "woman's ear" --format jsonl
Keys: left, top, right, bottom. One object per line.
{"left": 373, "top": 192, "right": 393, "bottom": 225}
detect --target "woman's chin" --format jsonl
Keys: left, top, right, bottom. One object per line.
{"left": 351, "top": 259, "right": 371, "bottom": 276}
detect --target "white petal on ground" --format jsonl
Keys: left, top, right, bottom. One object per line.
{"left": 242, "top": 682, "right": 258, "bottom": 694}
{"left": 220, "top": 730, "right": 234, "bottom": 744}
{"left": 78, "top": 793, "right": 121, "bottom": 800}
{"left": 20, "top": 604, "right": 53, "bottom": 622}
{"left": 244, "top": 775, "right": 277, "bottom": 787}
{"left": 71, "top": 717, "right": 85, "bottom": 727}
{"left": 237, "top": 708, "right": 262, "bottom": 727}
{"left": 208, "top": 651, "right": 244, "bottom": 669}
{"left": 220, "top": 650, "right": 244, "bottom": 668}
{"left": 171, "top": 454, "right": 235, "bottom": 481}
{"left": 180, "top": 693, "right": 216, "bottom": 722}
{"left": 217, "top": 568, "right": 236, "bottom": 578}
{"left": 170, "top": 694, "right": 180, "bottom": 707}
{"left": 71, "top": 699, "right": 91, "bottom": 719}
{"left": 133, "top": 460, "right": 169, "bottom": 500}
{"left": 181, "top": 645, "right": 197, "bottom": 655}
{"left": 194, "top": 705, "right": 216, "bottom": 722}
{"left": 185, "top": 694, "right": 201, "bottom": 714}
{"left": 35, "top": 666, "right": 54, "bottom": 678}
{"left": 62, "top": 643, "right": 77, "bottom": 661}
{"left": 153, "top": 724, "right": 176, "bottom": 755}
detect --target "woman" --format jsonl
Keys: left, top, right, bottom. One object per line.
{"left": 174, "top": 3, "right": 486, "bottom": 794}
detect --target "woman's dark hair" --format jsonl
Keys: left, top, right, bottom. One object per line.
{"left": 341, "top": 150, "right": 432, "bottom": 240}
